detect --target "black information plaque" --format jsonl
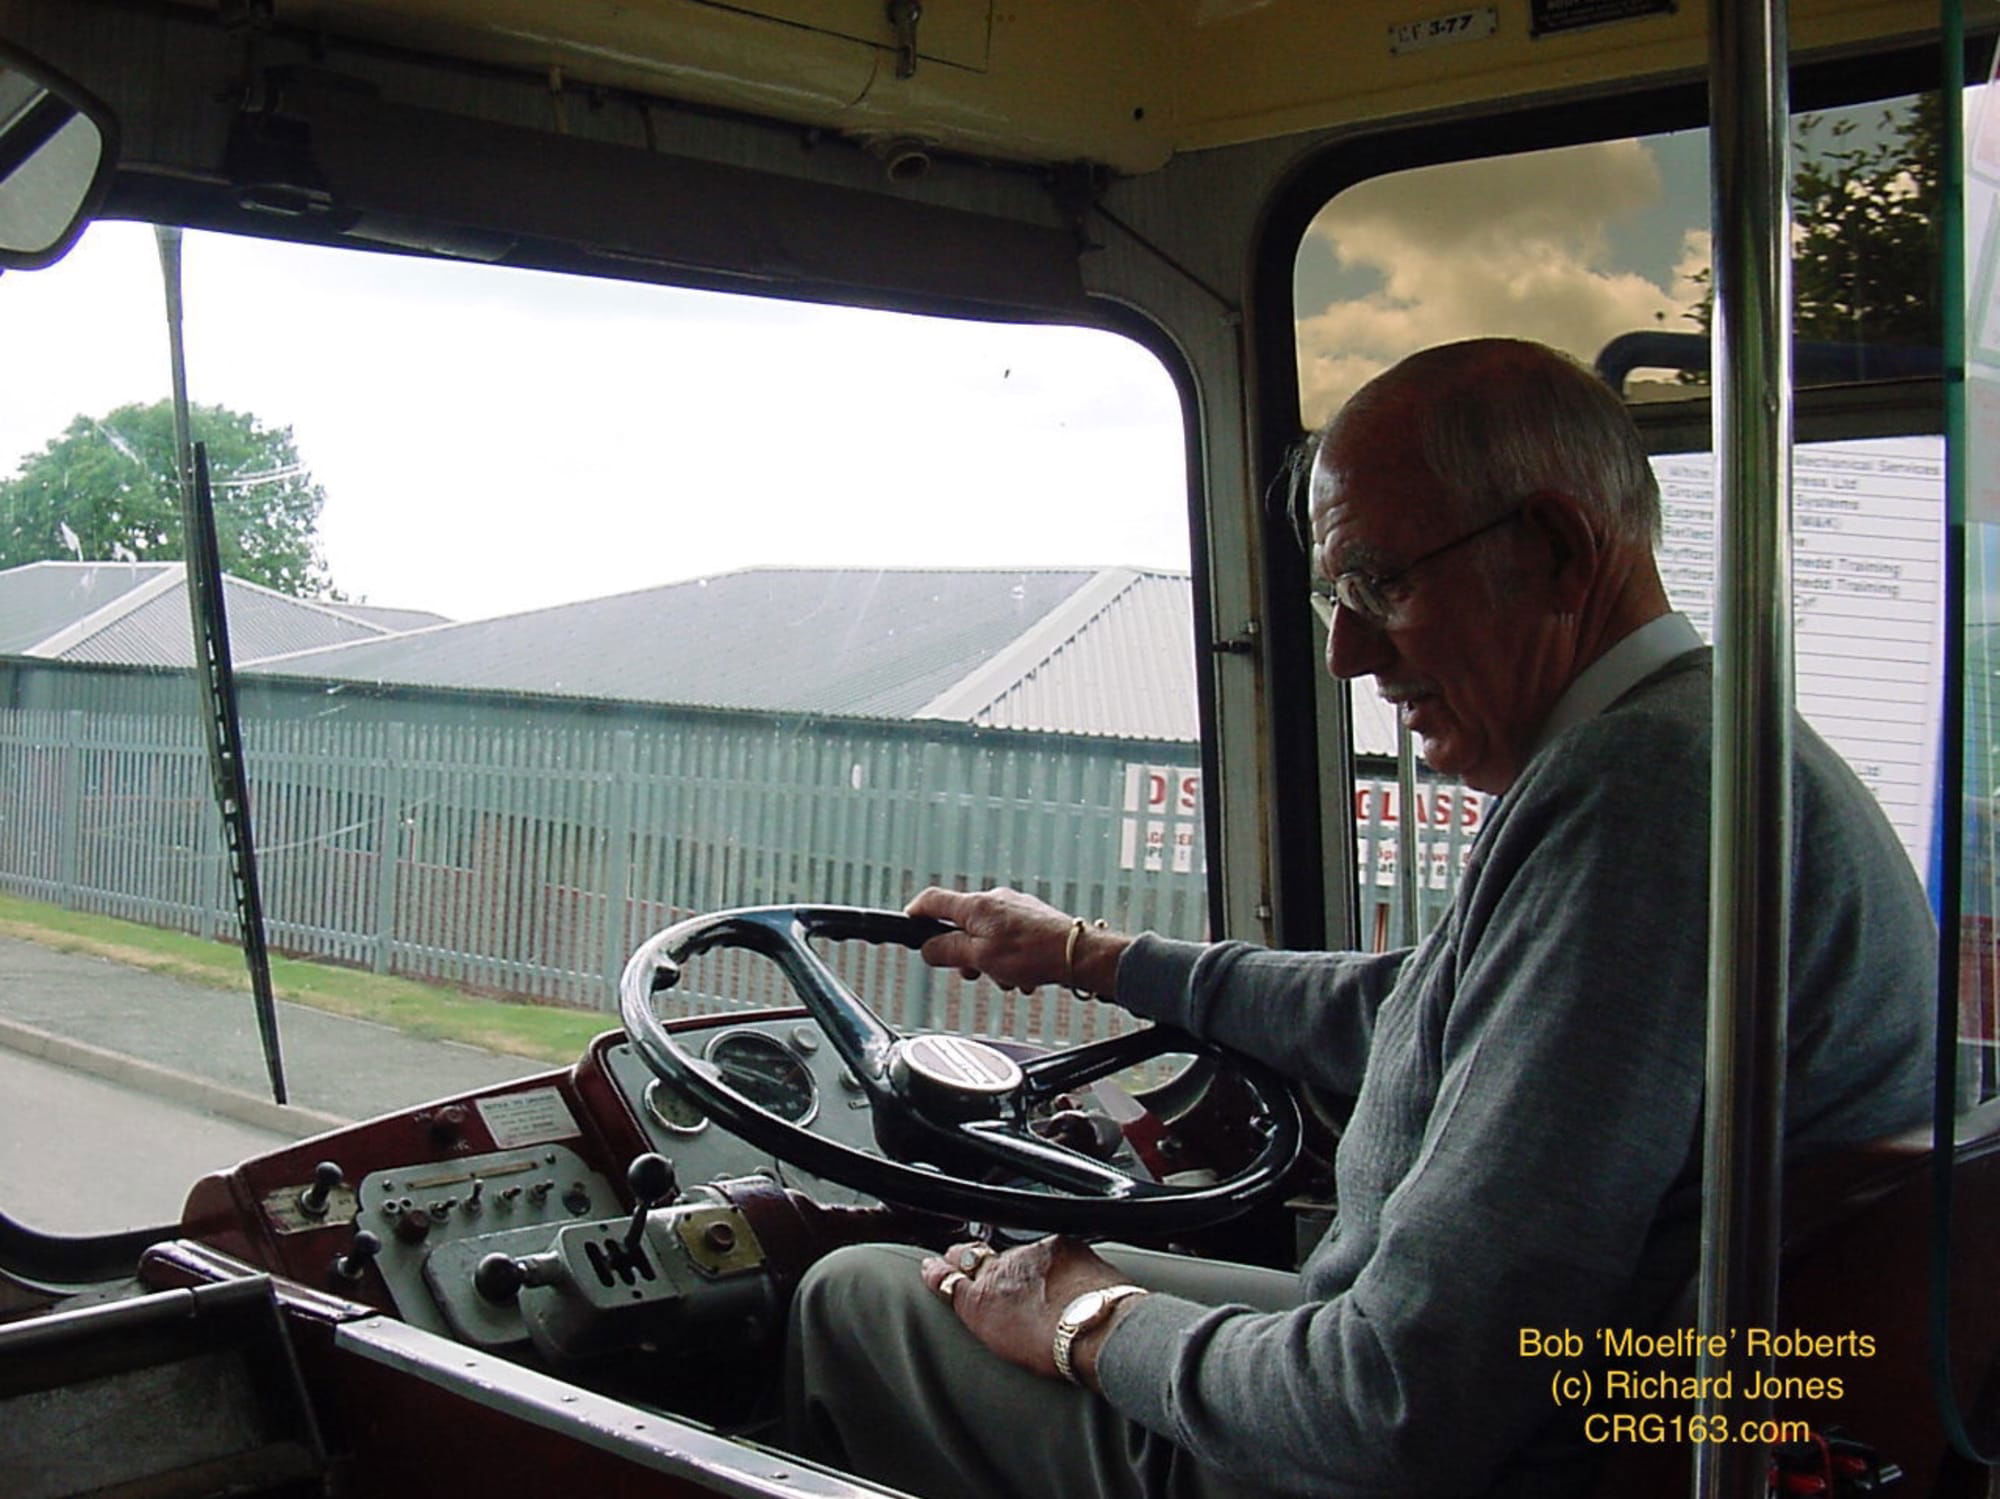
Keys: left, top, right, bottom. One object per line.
{"left": 1530, "top": 0, "right": 1676, "bottom": 38}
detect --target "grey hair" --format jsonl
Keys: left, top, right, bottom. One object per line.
{"left": 1330, "top": 339, "right": 1662, "bottom": 550}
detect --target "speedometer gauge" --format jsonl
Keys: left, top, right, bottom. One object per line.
{"left": 706, "top": 1030, "right": 819, "bottom": 1124}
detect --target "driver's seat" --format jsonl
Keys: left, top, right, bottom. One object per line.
{"left": 1594, "top": 1099, "right": 2000, "bottom": 1499}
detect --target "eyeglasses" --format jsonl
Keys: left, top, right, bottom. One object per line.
{"left": 1309, "top": 506, "right": 1525, "bottom": 631}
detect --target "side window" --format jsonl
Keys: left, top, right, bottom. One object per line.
{"left": 1293, "top": 93, "right": 1945, "bottom": 949}
{"left": 0, "top": 222, "right": 1198, "bottom": 1227}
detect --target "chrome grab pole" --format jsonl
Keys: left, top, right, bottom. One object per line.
{"left": 1695, "top": 0, "right": 1793, "bottom": 1494}
{"left": 1395, "top": 719, "right": 1422, "bottom": 943}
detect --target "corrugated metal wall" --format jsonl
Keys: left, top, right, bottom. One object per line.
{"left": 0, "top": 706, "right": 1222, "bottom": 1046}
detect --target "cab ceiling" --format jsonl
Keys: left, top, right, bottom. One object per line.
{"left": 246, "top": 0, "right": 1941, "bottom": 173}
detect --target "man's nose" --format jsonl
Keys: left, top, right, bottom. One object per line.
{"left": 1327, "top": 604, "right": 1395, "bottom": 680}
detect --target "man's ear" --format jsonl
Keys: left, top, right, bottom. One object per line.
{"left": 1519, "top": 489, "right": 1598, "bottom": 614}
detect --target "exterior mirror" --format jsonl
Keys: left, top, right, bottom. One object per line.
{"left": 0, "top": 44, "right": 117, "bottom": 270}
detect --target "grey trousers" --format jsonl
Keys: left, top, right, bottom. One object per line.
{"left": 782, "top": 1243, "right": 1303, "bottom": 1499}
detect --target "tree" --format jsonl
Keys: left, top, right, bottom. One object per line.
{"left": 1789, "top": 94, "right": 1941, "bottom": 348}
{"left": 1680, "top": 95, "right": 1942, "bottom": 357}
{"left": 0, "top": 400, "right": 338, "bottom": 597}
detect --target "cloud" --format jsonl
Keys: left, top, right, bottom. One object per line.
{"left": 1295, "top": 139, "right": 1710, "bottom": 425}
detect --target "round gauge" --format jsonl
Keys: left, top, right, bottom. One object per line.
{"left": 644, "top": 1078, "right": 708, "bottom": 1135}
{"left": 706, "top": 1029, "right": 820, "bottom": 1124}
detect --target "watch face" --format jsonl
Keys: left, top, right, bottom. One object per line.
{"left": 1062, "top": 1289, "right": 1108, "bottom": 1328}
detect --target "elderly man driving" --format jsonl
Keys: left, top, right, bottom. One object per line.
{"left": 783, "top": 338, "right": 1933, "bottom": 1498}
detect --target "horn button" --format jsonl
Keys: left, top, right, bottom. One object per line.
{"left": 889, "top": 1033, "right": 1024, "bottom": 1121}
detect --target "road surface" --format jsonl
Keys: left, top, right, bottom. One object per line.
{"left": 0, "top": 1047, "right": 290, "bottom": 1233}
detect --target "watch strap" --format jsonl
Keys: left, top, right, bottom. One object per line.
{"left": 1052, "top": 1283, "right": 1148, "bottom": 1385}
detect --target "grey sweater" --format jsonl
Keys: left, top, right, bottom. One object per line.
{"left": 1094, "top": 650, "right": 1935, "bottom": 1497}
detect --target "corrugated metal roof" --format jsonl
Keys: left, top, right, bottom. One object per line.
{"left": 919, "top": 568, "right": 1402, "bottom": 753}
{"left": 919, "top": 569, "right": 1198, "bottom": 741}
{"left": 0, "top": 561, "right": 175, "bottom": 654}
{"left": 60, "top": 578, "right": 387, "bottom": 666}
{"left": 253, "top": 565, "right": 1410, "bottom": 750}
{"left": 0, "top": 560, "right": 393, "bottom": 666}
{"left": 329, "top": 603, "right": 453, "bottom": 632}
{"left": 248, "top": 568, "right": 1102, "bottom": 719}
{"left": 0, "top": 558, "right": 1405, "bottom": 753}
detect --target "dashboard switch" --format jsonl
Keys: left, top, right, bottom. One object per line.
{"left": 392, "top": 1205, "right": 432, "bottom": 1244}
{"left": 332, "top": 1229, "right": 381, "bottom": 1283}
{"left": 298, "top": 1161, "right": 345, "bottom": 1218}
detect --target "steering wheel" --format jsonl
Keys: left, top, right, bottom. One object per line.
{"left": 619, "top": 905, "right": 1301, "bottom": 1236}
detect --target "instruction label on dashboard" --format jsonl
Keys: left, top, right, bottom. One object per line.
{"left": 477, "top": 1087, "right": 582, "bottom": 1148}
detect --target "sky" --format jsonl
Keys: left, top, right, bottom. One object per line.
{"left": 1291, "top": 131, "right": 1713, "bottom": 427}
{"left": 0, "top": 221, "right": 1193, "bottom": 620}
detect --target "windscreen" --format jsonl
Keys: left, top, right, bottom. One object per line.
{"left": 0, "top": 221, "right": 1199, "bottom": 1230}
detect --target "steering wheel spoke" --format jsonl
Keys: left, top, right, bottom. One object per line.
{"left": 620, "top": 905, "right": 1301, "bottom": 1234}
{"left": 953, "top": 1119, "right": 1145, "bottom": 1198}
{"left": 1018, "top": 1024, "right": 1195, "bottom": 1104}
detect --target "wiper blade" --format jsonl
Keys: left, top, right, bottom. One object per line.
{"left": 159, "top": 226, "right": 287, "bottom": 1106}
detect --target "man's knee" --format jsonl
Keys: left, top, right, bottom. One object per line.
{"left": 793, "top": 1242, "right": 927, "bottom": 1340}
{"left": 785, "top": 1243, "right": 935, "bottom": 1465}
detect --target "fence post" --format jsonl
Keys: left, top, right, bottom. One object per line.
{"left": 371, "top": 723, "right": 406, "bottom": 975}
{"left": 908, "top": 739, "right": 955, "bottom": 1032}
{"left": 602, "top": 730, "right": 638, "bottom": 1011}
{"left": 55, "top": 710, "right": 83, "bottom": 909}
{"left": 193, "top": 744, "right": 226, "bottom": 940}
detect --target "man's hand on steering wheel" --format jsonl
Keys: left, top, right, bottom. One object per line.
{"left": 905, "top": 886, "right": 1131, "bottom": 999}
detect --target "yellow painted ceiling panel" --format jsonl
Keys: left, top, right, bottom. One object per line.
{"left": 262, "top": 0, "right": 1971, "bottom": 171}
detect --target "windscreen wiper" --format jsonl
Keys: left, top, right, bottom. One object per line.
{"left": 157, "top": 226, "right": 287, "bottom": 1105}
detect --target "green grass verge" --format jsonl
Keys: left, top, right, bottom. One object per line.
{"left": 0, "top": 893, "right": 613, "bottom": 1063}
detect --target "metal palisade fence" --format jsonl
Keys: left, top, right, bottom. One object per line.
{"left": 0, "top": 707, "right": 1480, "bottom": 1045}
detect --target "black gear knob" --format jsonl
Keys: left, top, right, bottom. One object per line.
{"left": 627, "top": 1152, "right": 678, "bottom": 1207}
{"left": 474, "top": 1252, "right": 525, "bottom": 1304}
{"left": 625, "top": 1153, "right": 678, "bottom": 1253}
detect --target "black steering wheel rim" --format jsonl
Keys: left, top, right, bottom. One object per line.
{"left": 619, "top": 904, "right": 1302, "bottom": 1235}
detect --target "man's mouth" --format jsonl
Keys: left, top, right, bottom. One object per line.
{"left": 1379, "top": 685, "right": 1443, "bottom": 735}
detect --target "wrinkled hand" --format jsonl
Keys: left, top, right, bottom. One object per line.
{"left": 905, "top": 886, "right": 1127, "bottom": 997}
{"left": 919, "top": 1236, "right": 1129, "bottom": 1387}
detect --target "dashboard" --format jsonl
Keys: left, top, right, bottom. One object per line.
{"left": 152, "top": 1001, "right": 1279, "bottom": 1424}
{"left": 169, "top": 1009, "right": 1158, "bottom": 1403}
{"left": 388, "top": 1024, "right": 894, "bottom": 1349}
{"left": 603, "top": 1023, "right": 883, "bottom": 1208}
{"left": 168, "top": 1011, "right": 896, "bottom": 1376}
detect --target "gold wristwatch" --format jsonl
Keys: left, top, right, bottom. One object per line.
{"left": 1052, "top": 1283, "right": 1148, "bottom": 1385}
